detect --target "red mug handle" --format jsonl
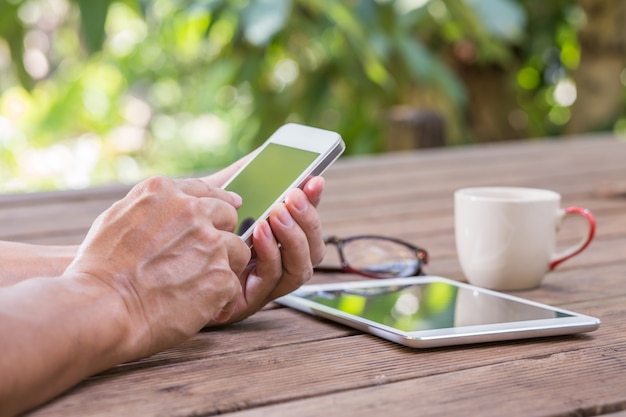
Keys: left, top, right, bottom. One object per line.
{"left": 549, "top": 207, "right": 596, "bottom": 270}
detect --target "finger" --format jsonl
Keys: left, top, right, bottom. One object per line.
{"left": 211, "top": 232, "right": 250, "bottom": 323}
{"left": 219, "top": 220, "right": 283, "bottom": 321}
{"left": 284, "top": 188, "right": 325, "bottom": 267}
{"left": 264, "top": 203, "right": 313, "bottom": 301}
{"left": 211, "top": 287, "right": 241, "bottom": 323}
{"left": 301, "top": 176, "right": 325, "bottom": 208}
{"left": 200, "top": 152, "right": 256, "bottom": 188}
{"left": 170, "top": 194, "right": 238, "bottom": 234}
{"left": 251, "top": 220, "right": 282, "bottom": 280}
{"left": 302, "top": 177, "right": 326, "bottom": 207}
{"left": 226, "top": 233, "right": 253, "bottom": 277}
{"left": 242, "top": 220, "right": 283, "bottom": 310}
{"left": 175, "top": 178, "right": 242, "bottom": 207}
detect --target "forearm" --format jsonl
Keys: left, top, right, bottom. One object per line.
{"left": 0, "top": 275, "right": 132, "bottom": 417}
{"left": 0, "top": 242, "right": 77, "bottom": 286}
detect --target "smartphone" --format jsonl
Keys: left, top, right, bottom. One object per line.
{"left": 276, "top": 276, "right": 600, "bottom": 348}
{"left": 221, "top": 123, "right": 345, "bottom": 245}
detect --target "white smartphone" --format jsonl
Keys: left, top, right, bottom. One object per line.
{"left": 276, "top": 276, "right": 600, "bottom": 348}
{"left": 221, "top": 123, "right": 345, "bottom": 245}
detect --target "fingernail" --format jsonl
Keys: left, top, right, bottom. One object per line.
{"left": 228, "top": 191, "right": 242, "bottom": 206}
{"left": 276, "top": 204, "right": 294, "bottom": 227}
{"left": 290, "top": 191, "right": 308, "bottom": 212}
{"left": 306, "top": 176, "right": 325, "bottom": 192}
{"left": 212, "top": 308, "right": 232, "bottom": 324}
{"left": 258, "top": 220, "right": 273, "bottom": 240}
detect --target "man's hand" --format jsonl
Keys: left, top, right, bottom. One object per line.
{"left": 64, "top": 175, "right": 252, "bottom": 358}
{"left": 0, "top": 153, "right": 327, "bottom": 417}
{"left": 204, "top": 176, "right": 326, "bottom": 325}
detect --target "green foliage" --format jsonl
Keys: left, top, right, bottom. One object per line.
{"left": 76, "top": 0, "right": 112, "bottom": 53}
{"left": 514, "top": 0, "right": 586, "bottom": 136}
{"left": 0, "top": 0, "right": 615, "bottom": 192}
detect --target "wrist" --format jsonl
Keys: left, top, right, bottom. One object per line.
{"left": 0, "top": 273, "right": 139, "bottom": 414}
{"left": 60, "top": 272, "right": 141, "bottom": 368}
{"left": 0, "top": 242, "right": 78, "bottom": 286}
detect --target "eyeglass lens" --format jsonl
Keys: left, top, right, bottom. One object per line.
{"left": 341, "top": 237, "right": 421, "bottom": 279}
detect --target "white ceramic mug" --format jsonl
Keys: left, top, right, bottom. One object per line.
{"left": 454, "top": 187, "right": 596, "bottom": 290}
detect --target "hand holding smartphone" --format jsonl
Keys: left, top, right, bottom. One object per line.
{"left": 221, "top": 123, "right": 345, "bottom": 245}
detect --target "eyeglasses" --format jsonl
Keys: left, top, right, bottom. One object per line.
{"left": 314, "top": 235, "right": 428, "bottom": 279}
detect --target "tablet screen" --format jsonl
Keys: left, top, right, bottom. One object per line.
{"left": 302, "top": 281, "right": 572, "bottom": 332}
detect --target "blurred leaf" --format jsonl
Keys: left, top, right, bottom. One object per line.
{"left": 464, "top": 0, "right": 527, "bottom": 43}
{"left": 3, "top": 0, "right": 610, "bottom": 193}
{"left": 34, "top": 82, "right": 85, "bottom": 143}
{"left": 75, "top": 0, "right": 113, "bottom": 54}
{"left": 396, "top": 33, "right": 467, "bottom": 106}
{"left": 0, "top": 1, "right": 32, "bottom": 89}
{"left": 322, "top": 1, "right": 392, "bottom": 88}
{"left": 242, "top": 0, "right": 291, "bottom": 46}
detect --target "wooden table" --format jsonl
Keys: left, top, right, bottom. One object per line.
{"left": 3, "top": 134, "right": 626, "bottom": 417}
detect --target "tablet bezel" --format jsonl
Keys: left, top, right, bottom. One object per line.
{"left": 276, "top": 276, "right": 600, "bottom": 348}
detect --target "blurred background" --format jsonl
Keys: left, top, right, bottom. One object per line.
{"left": 1, "top": 0, "right": 625, "bottom": 193}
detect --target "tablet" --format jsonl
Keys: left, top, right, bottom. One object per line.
{"left": 276, "top": 276, "right": 600, "bottom": 348}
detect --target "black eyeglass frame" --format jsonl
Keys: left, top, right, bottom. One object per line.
{"left": 315, "top": 235, "right": 429, "bottom": 279}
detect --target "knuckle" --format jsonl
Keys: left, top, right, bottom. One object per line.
{"left": 221, "top": 266, "right": 242, "bottom": 296}
{"left": 301, "top": 263, "right": 314, "bottom": 283}
{"left": 142, "top": 175, "right": 174, "bottom": 193}
{"left": 312, "top": 244, "right": 326, "bottom": 268}
{"left": 308, "top": 214, "right": 323, "bottom": 236}
{"left": 179, "top": 195, "right": 202, "bottom": 217}
{"left": 227, "top": 274, "right": 241, "bottom": 296}
{"left": 195, "top": 221, "right": 222, "bottom": 244}
{"left": 223, "top": 204, "right": 240, "bottom": 231}
{"left": 284, "top": 253, "right": 313, "bottom": 285}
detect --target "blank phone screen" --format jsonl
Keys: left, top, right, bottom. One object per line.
{"left": 224, "top": 143, "right": 319, "bottom": 236}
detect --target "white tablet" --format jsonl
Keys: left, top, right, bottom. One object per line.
{"left": 276, "top": 276, "right": 600, "bottom": 348}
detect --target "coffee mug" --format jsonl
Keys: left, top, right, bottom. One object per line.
{"left": 454, "top": 187, "right": 596, "bottom": 290}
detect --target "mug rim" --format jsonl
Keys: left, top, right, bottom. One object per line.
{"left": 455, "top": 186, "right": 560, "bottom": 202}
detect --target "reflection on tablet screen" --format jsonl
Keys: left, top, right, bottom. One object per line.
{"left": 304, "top": 282, "right": 571, "bottom": 332}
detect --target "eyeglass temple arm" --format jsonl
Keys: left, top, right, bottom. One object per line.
{"left": 317, "top": 236, "right": 347, "bottom": 274}
{"left": 323, "top": 235, "right": 340, "bottom": 244}
{"left": 313, "top": 265, "right": 347, "bottom": 274}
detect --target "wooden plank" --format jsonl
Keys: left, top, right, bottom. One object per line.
{"left": 321, "top": 137, "right": 625, "bottom": 187}
{"left": 225, "top": 342, "right": 626, "bottom": 417}
{"left": 429, "top": 250, "right": 626, "bottom": 287}
{"left": 322, "top": 135, "right": 622, "bottom": 176}
{"left": 318, "top": 162, "right": 626, "bottom": 220}
{"left": 0, "top": 186, "right": 129, "bottom": 242}
{"left": 103, "top": 307, "right": 357, "bottom": 375}
{"left": 0, "top": 184, "right": 130, "bottom": 206}
{"left": 318, "top": 200, "right": 625, "bottom": 245}
{"left": 27, "top": 296, "right": 626, "bottom": 417}
{"left": 0, "top": 199, "right": 112, "bottom": 241}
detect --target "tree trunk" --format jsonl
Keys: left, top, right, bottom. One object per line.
{"left": 454, "top": 63, "right": 526, "bottom": 142}
{"left": 567, "top": 0, "right": 626, "bottom": 133}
